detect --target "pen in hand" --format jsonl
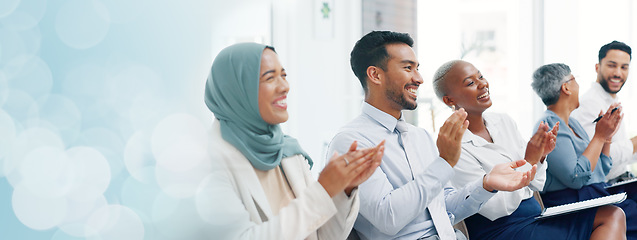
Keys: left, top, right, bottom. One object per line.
{"left": 592, "top": 107, "right": 619, "bottom": 123}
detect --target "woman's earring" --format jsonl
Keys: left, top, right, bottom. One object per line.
{"left": 451, "top": 105, "right": 456, "bottom": 111}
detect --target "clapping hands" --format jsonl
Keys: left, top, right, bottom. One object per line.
{"left": 594, "top": 102, "right": 623, "bottom": 142}
{"left": 483, "top": 159, "right": 537, "bottom": 192}
{"left": 436, "top": 107, "right": 469, "bottom": 167}
{"left": 318, "top": 141, "right": 385, "bottom": 197}
{"left": 524, "top": 121, "right": 559, "bottom": 165}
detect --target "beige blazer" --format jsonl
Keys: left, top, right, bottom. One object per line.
{"left": 203, "top": 121, "right": 359, "bottom": 240}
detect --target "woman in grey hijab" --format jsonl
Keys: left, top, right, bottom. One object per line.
{"left": 200, "top": 42, "right": 384, "bottom": 239}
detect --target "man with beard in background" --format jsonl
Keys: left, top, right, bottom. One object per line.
{"left": 572, "top": 41, "right": 637, "bottom": 198}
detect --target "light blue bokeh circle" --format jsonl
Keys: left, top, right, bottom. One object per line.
{"left": 55, "top": 0, "right": 110, "bottom": 49}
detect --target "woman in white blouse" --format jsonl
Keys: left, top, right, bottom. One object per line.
{"left": 431, "top": 60, "right": 626, "bottom": 240}
{"left": 200, "top": 42, "right": 384, "bottom": 239}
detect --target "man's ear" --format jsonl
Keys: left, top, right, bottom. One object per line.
{"left": 442, "top": 95, "right": 455, "bottom": 108}
{"left": 595, "top": 63, "right": 600, "bottom": 73}
{"left": 367, "top": 66, "right": 383, "bottom": 86}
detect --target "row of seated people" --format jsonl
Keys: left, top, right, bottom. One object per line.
{"left": 206, "top": 30, "right": 636, "bottom": 240}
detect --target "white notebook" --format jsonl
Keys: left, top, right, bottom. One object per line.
{"left": 536, "top": 192, "right": 627, "bottom": 219}
{"left": 605, "top": 177, "right": 637, "bottom": 189}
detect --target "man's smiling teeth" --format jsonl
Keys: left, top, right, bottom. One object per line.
{"left": 407, "top": 88, "right": 417, "bottom": 94}
{"left": 610, "top": 79, "right": 622, "bottom": 83}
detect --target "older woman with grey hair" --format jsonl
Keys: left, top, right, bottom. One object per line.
{"left": 532, "top": 63, "right": 637, "bottom": 239}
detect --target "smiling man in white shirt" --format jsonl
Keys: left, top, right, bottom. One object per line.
{"left": 572, "top": 41, "right": 637, "bottom": 186}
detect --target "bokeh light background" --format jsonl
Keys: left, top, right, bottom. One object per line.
{"left": 0, "top": 0, "right": 222, "bottom": 239}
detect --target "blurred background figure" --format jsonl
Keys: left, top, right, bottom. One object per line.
{"left": 571, "top": 41, "right": 637, "bottom": 197}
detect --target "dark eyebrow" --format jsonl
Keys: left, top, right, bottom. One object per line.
{"left": 462, "top": 71, "right": 481, "bottom": 83}
{"left": 400, "top": 60, "right": 418, "bottom": 65}
{"left": 261, "top": 67, "right": 286, "bottom": 78}
{"left": 261, "top": 69, "right": 275, "bottom": 78}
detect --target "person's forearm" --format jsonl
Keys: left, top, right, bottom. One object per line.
{"left": 602, "top": 140, "right": 611, "bottom": 156}
{"left": 445, "top": 178, "right": 495, "bottom": 223}
{"left": 318, "top": 190, "right": 358, "bottom": 240}
{"left": 361, "top": 158, "right": 454, "bottom": 235}
{"left": 583, "top": 135, "right": 606, "bottom": 170}
{"left": 631, "top": 136, "right": 637, "bottom": 154}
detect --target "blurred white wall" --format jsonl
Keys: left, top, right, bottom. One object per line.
{"left": 544, "top": 0, "right": 637, "bottom": 138}
{"left": 271, "top": 0, "right": 364, "bottom": 174}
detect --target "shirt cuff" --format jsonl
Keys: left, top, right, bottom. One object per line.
{"left": 334, "top": 187, "right": 357, "bottom": 203}
{"left": 430, "top": 157, "right": 455, "bottom": 184}
{"left": 331, "top": 187, "right": 358, "bottom": 217}
{"left": 309, "top": 181, "right": 338, "bottom": 213}
{"left": 536, "top": 160, "right": 547, "bottom": 171}
{"left": 515, "top": 162, "right": 533, "bottom": 172}
{"left": 467, "top": 177, "right": 496, "bottom": 202}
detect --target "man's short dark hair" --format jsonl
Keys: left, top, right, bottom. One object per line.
{"left": 350, "top": 31, "right": 414, "bottom": 92}
{"left": 599, "top": 40, "right": 632, "bottom": 62}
